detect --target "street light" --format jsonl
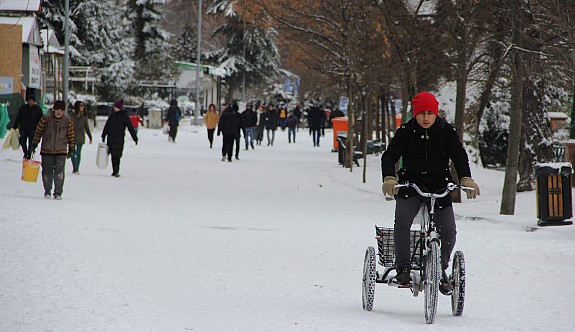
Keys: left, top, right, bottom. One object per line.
{"left": 194, "top": 0, "right": 203, "bottom": 126}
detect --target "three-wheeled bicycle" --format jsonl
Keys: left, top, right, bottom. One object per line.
{"left": 362, "top": 182, "right": 469, "bottom": 324}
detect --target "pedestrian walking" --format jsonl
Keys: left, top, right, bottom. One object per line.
{"left": 286, "top": 110, "right": 299, "bottom": 143}
{"left": 232, "top": 104, "right": 244, "bottom": 160}
{"left": 255, "top": 105, "right": 266, "bottom": 145}
{"left": 204, "top": 104, "right": 219, "bottom": 148}
{"left": 69, "top": 100, "right": 92, "bottom": 174}
{"left": 101, "top": 99, "right": 138, "bottom": 177}
{"left": 242, "top": 103, "right": 257, "bottom": 150}
{"left": 265, "top": 104, "right": 278, "bottom": 146}
{"left": 129, "top": 110, "right": 145, "bottom": 134}
{"left": 165, "top": 99, "right": 182, "bottom": 142}
{"left": 278, "top": 103, "right": 288, "bottom": 131}
{"left": 217, "top": 105, "right": 237, "bottom": 162}
{"left": 12, "top": 95, "right": 43, "bottom": 159}
{"left": 31, "top": 100, "right": 74, "bottom": 200}
{"left": 307, "top": 105, "right": 323, "bottom": 147}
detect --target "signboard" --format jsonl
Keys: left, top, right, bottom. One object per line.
{"left": 339, "top": 96, "right": 349, "bottom": 115}
{"left": 29, "top": 45, "right": 41, "bottom": 88}
{"left": 0, "top": 77, "right": 14, "bottom": 95}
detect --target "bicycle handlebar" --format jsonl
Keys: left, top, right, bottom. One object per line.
{"left": 394, "top": 181, "right": 475, "bottom": 199}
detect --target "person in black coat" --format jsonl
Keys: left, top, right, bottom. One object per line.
{"left": 231, "top": 103, "right": 244, "bottom": 159}
{"left": 242, "top": 104, "right": 258, "bottom": 150}
{"left": 380, "top": 91, "right": 480, "bottom": 294}
{"left": 306, "top": 105, "right": 323, "bottom": 147}
{"left": 264, "top": 104, "right": 278, "bottom": 146}
{"left": 217, "top": 106, "right": 238, "bottom": 162}
{"left": 101, "top": 99, "right": 138, "bottom": 177}
{"left": 165, "top": 99, "right": 181, "bottom": 142}
{"left": 13, "top": 95, "right": 43, "bottom": 159}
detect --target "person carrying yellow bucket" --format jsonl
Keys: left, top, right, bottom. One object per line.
{"left": 31, "top": 100, "right": 75, "bottom": 200}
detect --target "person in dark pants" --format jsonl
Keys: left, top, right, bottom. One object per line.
{"left": 217, "top": 106, "right": 237, "bottom": 162}
{"left": 306, "top": 105, "right": 323, "bottom": 147}
{"left": 204, "top": 104, "right": 219, "bottom": 148}
{"left": 69, "top": 100, "right": 93, "bottom": 174}
{"left": 242, "top": 103, "right": 257, "bottom": 150}
{"left": 101, "top": 99, "right": 138, "bottom": 177}
{"left": 231, "top": 104, "right": 244, "bottom": 159}
{"left": 31, "top": 100, "right": 75, "bottom": 200}
{"left": 13, "top": 95, "right": 43, "bottom": 159}
{"left": 165, "top": 99, "right": 181, "bottom": 142}
{"left": 380, "top": 91, "right": 480, "bottom": 295}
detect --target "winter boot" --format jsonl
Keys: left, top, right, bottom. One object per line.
{"left": 251, "top": 142, "right": 255, "bottom": 149}
{"left": 393, "top": 267, "right": 411, "bottom": 285}
{"left": 440, "top": 270, "right": 453, "bottom": 295}
{"left": 44, "top": 191, "right": 51, "bottom": 199}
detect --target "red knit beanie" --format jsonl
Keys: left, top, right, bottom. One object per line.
{"left": 411, "top": 92, "right": 439, "bottom": 117}
{"left": 114, "top": 99, "right": 124, "bottom": 110}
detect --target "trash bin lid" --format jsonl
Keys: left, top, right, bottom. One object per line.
{"left": 534, "top": 162, "right": 573, "bottom": 177}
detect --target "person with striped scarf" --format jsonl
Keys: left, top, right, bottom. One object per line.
{"left": 32, "top": 100, "right": 75, "bottom": 200}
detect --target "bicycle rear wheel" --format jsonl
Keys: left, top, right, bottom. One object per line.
{"left": 424, "top": 241, "right": 440, "bottom": 324}
{"left": 451, "top": 251, "right": 466, "bottom": 316}
{"left": 362, "top": 246, "right": 376, "bottom": 311}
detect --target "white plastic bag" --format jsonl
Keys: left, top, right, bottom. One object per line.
{"left": 2, "top": 128, "right": 19, "bottom": 151}
{"left": 96, "top": 143, "right": 109, "bottom": 169}
{"left": 162, "top": 125, "right": 169, "bottom": 135}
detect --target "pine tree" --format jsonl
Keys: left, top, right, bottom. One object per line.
{"left": 39, "top": 0, "right": 135, "bottom": 100}
{"left": 208, "top": 0, "right": 281, "bottom": 102}
{"left": 171, "top": 25, "right": 198, "bottom": 63}
{"left": 127, "top": 0, "right": 175, "bottom": 81}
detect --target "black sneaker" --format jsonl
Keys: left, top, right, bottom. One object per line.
{"left": 53, "top": 194, "right": 62, "bottom": 200}
{"left": 440, "top": 270, "right": 453, "bottom": 295}
{"left": 44, "top": 191, "right": 51, "bottom": 199}
{"left": 393, "top": 267, "right": 411, "bottom": 285}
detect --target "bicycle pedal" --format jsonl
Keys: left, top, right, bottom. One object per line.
{"left": 388, "top": 279, "right": 411, "bottom": 288}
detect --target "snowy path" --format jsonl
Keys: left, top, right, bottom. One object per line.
{"left": 1, "top": 121, "right": 574, "bottom": 331}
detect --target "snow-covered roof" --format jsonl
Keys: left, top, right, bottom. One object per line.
{"left": 0, "top": 0, "right": 41, "bottom": 12}
{"left": 0, "top": 16, "right": 42, "bottom": 46}
{"left": 40, "top": 28, "right": 64, "bottom": 54}
{"left": 176, "top": 61, "right": 227, "bottom": 77}
{"left": 547, "top": 112, "right": 568, "bottom": 120}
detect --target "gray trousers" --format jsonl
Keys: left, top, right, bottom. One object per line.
{"left": 42, "top": 154, "right": 66, "bottom": 195}
{"left": 394, "top": 197, "right": 456, "bottom": 271}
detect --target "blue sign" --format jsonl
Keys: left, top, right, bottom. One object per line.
{"left": 0, "top": 77, "right": 14, "bottom": 95}
{"left": 339, "top": 97, "right": 349, "bottom": 115}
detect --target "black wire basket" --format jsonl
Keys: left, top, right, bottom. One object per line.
{"left": 375, "top": 226, "right": 424, "bottom": 269}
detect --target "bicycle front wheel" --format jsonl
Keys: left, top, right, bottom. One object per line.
{"left": 424, "top": 241, "right": 441, "bottom": 324}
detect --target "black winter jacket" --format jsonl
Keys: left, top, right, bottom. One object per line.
{"left": 242, "top": 109, "right": 258, "bottom": 127}
{"left": 380, "top": 117, "right": 471, "bottom": 208}
{"left": 102, "top": 110, "right": 138, "bottom": 157}
{"left": 13, "top": 104, "right": 43, "bottom": 131}
{"left": 217, "top": 109, "right": 239, "bottom": 136}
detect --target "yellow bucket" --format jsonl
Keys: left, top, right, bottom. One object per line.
{"left": 22, "top": 160, "right": 41, "bottom": 182}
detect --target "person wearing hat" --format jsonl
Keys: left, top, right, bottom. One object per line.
{"left": 31, "top": 100, "right": 75, "bottom": 200}
{"left": 380, "top": 91, "right": 480, "bottom": 295}
{"left": 13, "top": 95, "right": 44, "bottom": 160}
{"left": 101, "top": 99, "right": 138, "bottom": 177}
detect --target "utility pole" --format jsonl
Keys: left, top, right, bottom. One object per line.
{"left": 64, "top": 0, "right": 69, "bottom": 112}
{"left": 242, "top": 20, "right": 246, "bottom": 102}
{"left": 194, "top": 0, "right": 203, "bottom": 126}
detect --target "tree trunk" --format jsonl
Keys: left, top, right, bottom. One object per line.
{"left": 500, "top": 0, "right": 523, "bottom": 215}
{"left": 363, "top": 93, "right": 369, "bottom": 183}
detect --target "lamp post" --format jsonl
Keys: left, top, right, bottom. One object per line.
{"left": 64, "top": 0, "right": 69, "bottom": 112}
{"left": 194, "top": 0, "right": 203, "bottom": 126}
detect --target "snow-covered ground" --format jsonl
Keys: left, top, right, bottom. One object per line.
{"left": 1, "top": 120, "right": 574, "bottom": 331}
